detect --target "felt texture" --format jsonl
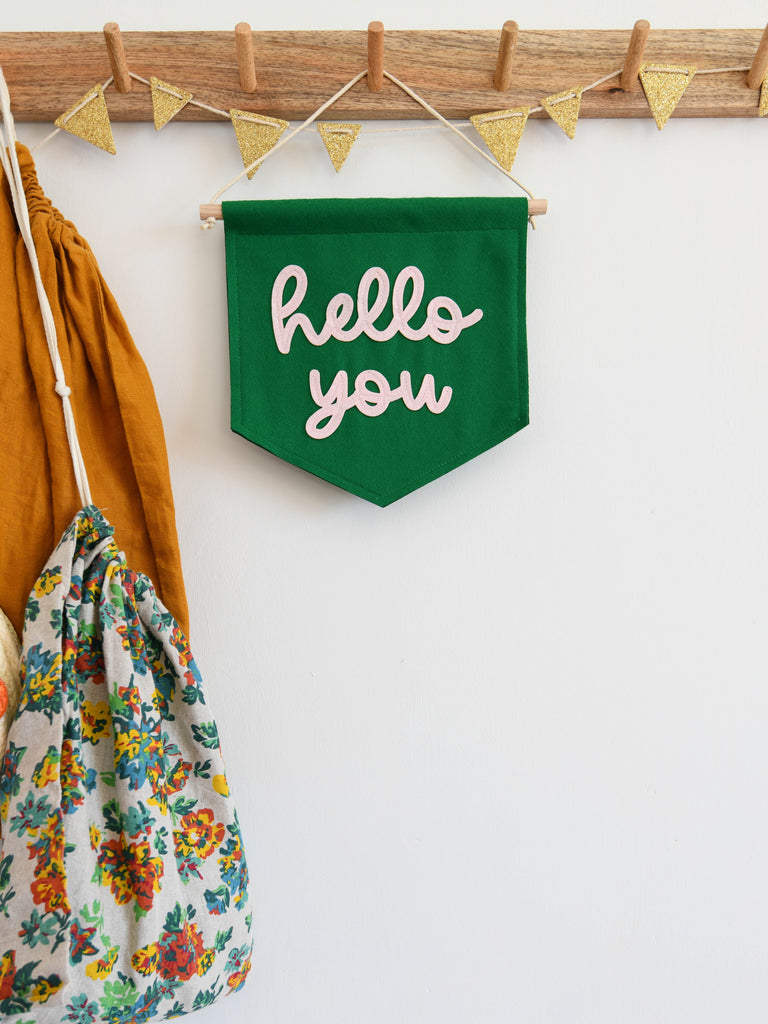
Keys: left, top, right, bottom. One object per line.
{"left": 223, "top": 196, "right": 529, "bottom": 505}
{"left": 0, "top": 145, "right": 189, "bottom": 636}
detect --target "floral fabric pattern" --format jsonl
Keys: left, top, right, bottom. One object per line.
{"left": 0, "top": 507, "right": 252, "bottom": 1021}
{"left": 0, "top": 605, "right": 22, "bottom": 764}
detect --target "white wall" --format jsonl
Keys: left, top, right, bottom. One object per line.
{"left": 6, "top": 1, "right": 768, "bottom": 1021}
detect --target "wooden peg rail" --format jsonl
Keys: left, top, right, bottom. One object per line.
{"left": 1, "top": 26, "right": 768, "bottom": 122}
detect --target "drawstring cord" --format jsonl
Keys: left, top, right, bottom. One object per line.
{"left": 0, "top": 64, "right": 92, "bottom": 507}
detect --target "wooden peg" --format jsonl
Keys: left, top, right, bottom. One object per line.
{"left": 368, "top": 21, "right": 384, "bottom": 92}
{"left": 235, "top": 22, "right": 258, "bottom": 93}
{"left": 494, "top": 20, "right": 519, "bottom": 91}
{"left": 620, "top": 19, "right": 650, "bottom": 92}
{"left": 746, "top": 22, "right": 768, "bottom": 90}
{"left": 103, "top": 22, "right": 131, "bottom": 93}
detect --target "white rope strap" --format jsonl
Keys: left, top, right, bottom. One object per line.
{"left": 0, "top": 64, "right": 92, "bottom": 508}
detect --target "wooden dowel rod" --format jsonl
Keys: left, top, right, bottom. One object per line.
{"left": 200, "top": 199, "right": 548, "bottom": 221}
{"left": 103, "top": 22, "right": 132, "bottom": 93}
{"left": 368, "top": 21, "right": 384, "bottom": 92}
{"left": 620, "top": 19, "right": 650, "bottom": 92}
{"left": 494, "top": 20, "right": 519, "bottom": 91}
{"left": 235, "top": 22, "right": 258, "bottom": 93}
{"left": 746, "top": 22, "right": 768, "bottom": 89}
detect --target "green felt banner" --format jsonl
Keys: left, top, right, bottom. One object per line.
{"left": 223, "top": 197, "right": 529, "bottom": 506}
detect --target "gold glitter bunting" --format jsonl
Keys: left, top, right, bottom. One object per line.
{"left": 230, "top": 110, "right": 289, "bottom": 179}
{"left": 150, "top": 77, "right": 193, "bottom": 130}
{"left": 54, "top": 85, "right": 116, "bottom": 155}
{"left": 639, "top": 64, "right": 697, "bottom": 130}
{"left": 470, "top": 107, "right": 529, "bottom": 171}
{"left": 759, "top": 73, "right": 768, "bottom": 117}
{"left": 317, "top": 122, "right": 361, "bottom": 172}
{"left": 541, "top": 86, "right": 584, "bottom": 139}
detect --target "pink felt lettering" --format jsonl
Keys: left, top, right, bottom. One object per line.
{"left": 306, "top": 369, "right": 453, "bottom": 440}
{"left": 272, "top": 264, "right": 483, "bottom": 353}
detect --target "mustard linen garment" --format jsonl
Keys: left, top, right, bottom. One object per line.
{"left": 0, "top": 145, "right": 189, "bottom": 637}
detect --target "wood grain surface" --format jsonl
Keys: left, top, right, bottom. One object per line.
{"left": 1, "top": 28, "right": 765, "bottom": 122}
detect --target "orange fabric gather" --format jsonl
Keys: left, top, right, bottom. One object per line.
{"left": 0, "top": 144, "right": 189, "bottom": 637}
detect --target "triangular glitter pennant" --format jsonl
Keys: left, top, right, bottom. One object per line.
{"left": 541, "top": 86, "right": 584, "bottom": 139}
{"left": 54, "top": 85, "right": 116, "bottom": 155}
{"left": 150, "top": 76, "right": 193, "bottom": 130}
{"left": 317, "top": 122, "right": 361, "bottom": 172}
{"left": 469, "top": 107, "right": 529, "bottom": 171}
{"left": 230, "top": 109, "right": 289, "bottom": 179}
{"left": 639, "top": 64, "right": 697, "bottom": 130}
{"left": 759, "top": 73, "right": 768, "bottom": 117}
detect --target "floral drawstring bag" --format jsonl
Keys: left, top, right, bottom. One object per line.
{"left": 0, "top": 608, "right": 22, "bottom": 765}
{"left": 0, "top": 70, "right": 253, "bottom": 1022}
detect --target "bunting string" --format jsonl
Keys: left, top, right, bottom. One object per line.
{"left": 27, "top": 55, "right": 768, "bottom": 206}
{"left": 32, "top": 76, "right": 114, "bottom": 152}
{"left": 31, "top": 61, "right": 762, "bottom": 153}
{"left": 475, "top": 109, "right": 531, "bottom": 124}
{"left": 59, "top": 78, "right": 114, "bottom": 120}
{"left": 133, "top": 62, "right": 755, "bottom": 125}
{"left": 209, "top": 69, "right": 368, "bottom": 200}
{"left": 318, "top": 122, "right": 362, "bottom": 171}
{"left": 381, "top": 70, "right": 535, "bottom": 199}
{"left": 693, "top": 65, "right": 750, "bottom": 74}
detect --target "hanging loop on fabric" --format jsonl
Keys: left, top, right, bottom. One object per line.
{"left": 0, "top": 63, "right": 92, "bottom": 508}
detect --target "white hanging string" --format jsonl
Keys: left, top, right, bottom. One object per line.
{"left": 207, "top": 69, "right": 368, "bottom": 205}
{"left": 128, "top": 72, "right": 475, "bottom": 132}
{"left": 202, "top": 64, "right": 624, "bottom": 195}
{"left": 205, "top": 68, "right": 539, "bottom": 230}
{"left": 381, "top": 71, "right": 536, "bottom": 199}
{"left": 0, "top": 66, "right": 92, "bottom": 507}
